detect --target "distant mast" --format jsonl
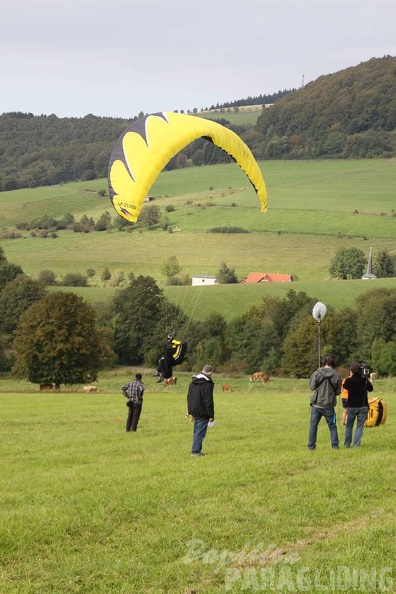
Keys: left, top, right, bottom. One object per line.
{"left": 301, "top": 74, "right": 305, "bottom": 88}
{"left": 362, "top": 247, "right": 376, "bottom": 280}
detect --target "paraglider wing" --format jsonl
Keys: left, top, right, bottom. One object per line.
{"left": 108, "top": 112, "right": 267, "bottom": 223}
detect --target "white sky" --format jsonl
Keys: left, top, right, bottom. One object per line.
{"left": 1, "top": 0, "right": 395, "bottom": 119}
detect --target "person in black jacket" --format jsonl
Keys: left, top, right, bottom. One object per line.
{"left": 153, "top": 333, "right": 188, "bottom": 383}
{"left": 187, "top": 365, "right": 215, "bottom": 457}
{"left": 343, "top": 362, "right": 373, "bottom": 448}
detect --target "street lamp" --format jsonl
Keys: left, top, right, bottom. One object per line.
{"left": 312, "top": 302, "right": 327, "bottom": 368}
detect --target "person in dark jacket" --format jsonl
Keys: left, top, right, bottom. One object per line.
{"left": 308, "top": 354, "right": 342, "bottom": 450}
{"left": 343, "top": 362, "right": 373, "bottom": 448}
{"left": 187, "top": 364, "right": 215, "bottom": 457}
{"left": 153, "top": 333, "right": 188, "bottom": 383}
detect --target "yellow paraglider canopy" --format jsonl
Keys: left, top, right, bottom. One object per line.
{"left": 108, "top": 111, "right": 267, "bottom": 223}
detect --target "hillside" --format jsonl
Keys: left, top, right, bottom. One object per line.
{"left": 254, "top": 56, "right": 396, "bottom": 159}
{"left": 0, "top": 57, "right": 394, "bottom": 193}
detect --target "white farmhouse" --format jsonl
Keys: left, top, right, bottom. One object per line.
{"left": 191, "top": 275, "right": 217, "bottom": 286}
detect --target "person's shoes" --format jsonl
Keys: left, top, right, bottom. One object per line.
{"left": 153, "top": 371, "right": 160, "bottom": 377}
{"left": 191, "top": 452, "right": 205, "bottom": 457}
{"left": 332, "top": 446, "right": 339, "bottom": 450}
{"left": 157, "top": 376, "right": 164, "bottom": 383}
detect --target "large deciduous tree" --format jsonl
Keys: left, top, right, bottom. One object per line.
{"left": 0, "top": 275, "right": 46, "bottom": 334}
{"left": 12, "top": 292, "right": 113, "bottom": 388}
{"left": 0, "top": 262, "right": 24, "bottom": 290}
{"left": 329, "top": 247, "right": 366, "bottom": 279}
{"left": 138, "top": 205, "right": 161, "bottom": 229}
{"left": 281, "top": 317, "right": 317, "bottom": 376}
{"left": 113, "top": 276, "right": 165, "bottom": 365}
{"left": 161, "top": 256, "right": 182, "bottom": 284}
{"left": 355, "top": 288, "right": 396, "bottom": 361}
{"left": 371, "top": 338, "right": 396, "bottom": 377}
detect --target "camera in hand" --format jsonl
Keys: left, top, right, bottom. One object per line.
{"left": 359, "top": 364, "right": 370, "bottom": 379}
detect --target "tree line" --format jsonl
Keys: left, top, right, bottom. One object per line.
{"left": 1, "top": 244, "right": 395, "bottom": 383}
{"left": 1, "top": 57, "right": 394, "bottom": 192}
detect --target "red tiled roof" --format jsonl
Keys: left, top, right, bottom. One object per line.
{"left": 244, "top": 272, "right": 292, "bottom": 283}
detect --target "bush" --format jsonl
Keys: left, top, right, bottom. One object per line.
{"left": 37, "top": 270, "right": 57, "bottom": 286}
{"left": 61, "top": 273, "right": 88, "bottom": 287}
{"left": 209, "top": 226, "right": 248, "bottom": 234}
{"left": 0, "top": 232, "right": 23, "bottom": 240}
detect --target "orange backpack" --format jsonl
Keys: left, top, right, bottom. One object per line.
{"left": 365, "top": 397, "right": 387, "bottom": 427}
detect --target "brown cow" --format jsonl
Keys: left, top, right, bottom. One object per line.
{"left": 165, "top": 377, "right": 177, "bottom": 386}
{"left": 222, "top": 384, "right": 233, "bottom": 392}
{"left": 250, "top": 371, "right": 265, "bottom": 382}
{"left": 40, "top": 383, "right": 54, "bottom": 391}
{"left": 261, "top": 375, "right": 269, "bottom": 384}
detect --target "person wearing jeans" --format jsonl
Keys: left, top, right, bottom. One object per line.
{"left": 308, "top": 354, "right": 342, "bottom": 450}
{"left": 344, "top": 406, "right": 369, "bottom": 447}
{"left": 308, "top": 406, "right": 339, "bottom": 450}
{"left": 187, "top": 365, "right": 215, "bottom": 456}
{"left": 343, "top": 362, "right": 373, "bottom": 448}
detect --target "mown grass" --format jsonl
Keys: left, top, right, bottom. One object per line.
{"left": 1, "top": 371, "right": 395, "bottom": 593}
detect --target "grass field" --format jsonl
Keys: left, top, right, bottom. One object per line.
{"left": 199, "top": 107, "right": 263, "bottom": 126}
{"left": 1, "top": 159, "right": 395, "bottom": 320}
{"left": 1, "top": 370, "right": 395, "bottom": 593}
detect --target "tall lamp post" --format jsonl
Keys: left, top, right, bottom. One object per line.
{"left": 312, "top": 302, "right": 327, "bottom": 368}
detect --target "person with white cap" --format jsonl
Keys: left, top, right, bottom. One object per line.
{"left": 187, "top": 364, "right": 215, "bottom": 457}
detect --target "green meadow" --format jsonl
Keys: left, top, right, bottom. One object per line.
{"left": 1, "top": 154, "right": 395, "bottom": 591}
{"left": 199, "top": 107, "right": 263, "bottom": 126}
{"left": 1, "top": 159, "right": 395, "bottom": 321}
{"left": 1, "top": 370, "right": 395, "bottom": 593}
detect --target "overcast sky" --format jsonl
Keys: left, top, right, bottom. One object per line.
{"left": 1, "top": 0, "right": 395, "bottom": 119}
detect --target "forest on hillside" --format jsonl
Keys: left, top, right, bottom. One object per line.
{"left": 0, "top": 56, "right": 395, "bottom": 192}
{"left": 254, "top": 56, "right": 396, "bottom": 159}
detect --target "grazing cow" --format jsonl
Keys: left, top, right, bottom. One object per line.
{"left": 250, "top": 371, "right": 265, "bottom": 382}
{"left": 40, "top": 383, "right": 54, "bottom": 391}
{"left": 165, "top": 377, "right": 177, "bottom": 386}
{"left": 369, "top": 373, "right": 377, "bottom": 382}
{"left": 83, "top": 385, "right": 98, "bottom": 392}
{"left": 222, "top": 384, "right": 233, "bottom": 392}
{"left": 261, "top": 375, "right": 269, "bottom": 384}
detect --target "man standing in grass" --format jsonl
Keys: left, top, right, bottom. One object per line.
{"left": 121, "top": 373, "right": 145, "bottom": 432}
{"left": 187, "top": 365, "right": 215, "bottom": 457}
{"left": 308, "top": 354, "right": 342, "bottom": 451}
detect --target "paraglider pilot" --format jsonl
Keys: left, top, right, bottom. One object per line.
{"left": 154, "top": 333, "right": 187, "bottom": 383}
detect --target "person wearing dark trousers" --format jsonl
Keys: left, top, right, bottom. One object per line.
{"left": 343, "top": 362, "right": 373, "bottom": 448}
{"left": 308, "top": 354, "right": 342, "bottom": 450}
{"left": 121, "top": 373, "right": 145, "bottom": 432}
{"left": 153, "top": 333, "right": 188, "bottom": 383}
{"left": 187, "top": 365, "right": 215, "bottom": 457}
